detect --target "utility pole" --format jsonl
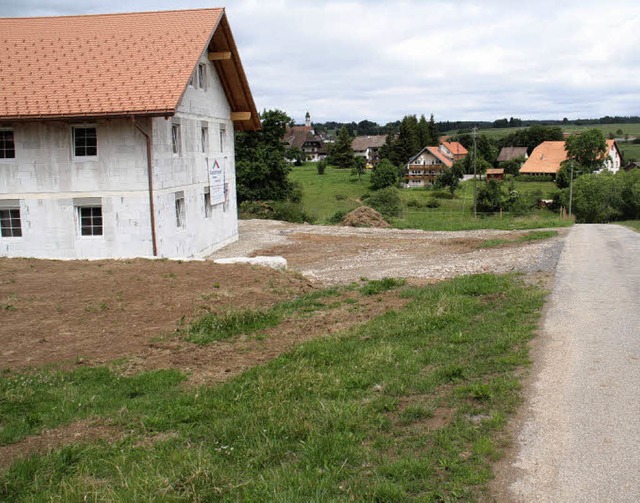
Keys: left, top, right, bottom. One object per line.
{"left": 472, "top": 127, "right": 478, "bottom": 218}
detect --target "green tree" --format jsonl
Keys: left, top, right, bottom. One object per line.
{"left": 235, "top": 109, "right": 295, "bottom": 203}
{"left": 426, "top": 113, "right": 439, "bottom": 146}
{"left": 501, "top": 155, "right": 527, "bottom": 176}
{"left": 352, "top": 156, "right": 367, "bottom": 181}
{"left": 499, "top": 125, "right": 564, "bottom": 154}
{"left": 476, "top": 179, "right": 508, "bottom": 212}
{"left": 435, "top": 161, "right": 464, "bottom": 195}
{"left": 366, "top": 186, "right": 402, "bottom": 218}
{"left": 564, "top": 129, "right": 607, "bottom": 173}
{"left": 316, "top": 159, "right": 327, "bottom": 175}
{"left": 285, "top": 147, "right": 305, "bottom": 166}
{"left": 370, "top": 159, "right": 400, "bottom": 190}
{"left": 330, "top": 126, "right": 356, "bottom": 169}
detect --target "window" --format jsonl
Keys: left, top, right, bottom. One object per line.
{"left": 219, "top": 123, "right": 227, "bottom": 153}
{"left": 175, "top": 192, "right": 185, "bottom": 228}
{"left": 0, "top": 201, "right": 21, "bottom": 237}
{"left": 72, "top": 126, "right": 97, "bottom": 157}
{"left": 197, "top": 63, "right": 206, "bottom": 90}
{"left": 171, "top": 123, "right": 181, "bottom": 155}
{"left": 203, "top": 188, "right": 212, "bottom": 218}
{"left": 201, "top": 125, "right": 208, "bottom": 154}
{"left": 188, "top": 74, "right": 195, "bottom": 88}
{"left": 0, "top": 129, "right": 15, "bottom": 159}
{"left": 77, "top": 206, "right": 102, "bottom": 236}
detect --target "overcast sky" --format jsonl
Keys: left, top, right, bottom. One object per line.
{"left": 2, "top": 0, "right": 640, "bottom": 125}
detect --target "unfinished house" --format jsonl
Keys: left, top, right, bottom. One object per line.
{"left": 0, "top": 8, "right": 259, "bottom": 259}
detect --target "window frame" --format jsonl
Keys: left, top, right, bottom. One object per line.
{"left": 203, "top": 187, "right": 212, "bottom": 218}
{"left": 175, "top": 191, "right": 186, "bottom": 229}
{"left": 0, "top": 128, "right": 16, "bottom": 160}
{"left": 219, "top": 123, "right": 227, "bottom": 153}
{"left": 197, "top": 63, "right": 206, "bottom": 90}
{"left": 0, "top": 201, "right": 22, "bottom": 238}
{"left": 76, "top": 205, "right": 103, "bottom": 237}
{"left": 201, "top": 124, "right": 209, "bottom": 154}
{"left": 171, "top": 123, "right": 181, "bottom": 156}
{"left": 71, "top": 125, "right": 98, "bottom": 160}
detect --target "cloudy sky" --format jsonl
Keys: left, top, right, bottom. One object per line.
{"left": 2, "top": 0, "right": 640, "bottom": 125}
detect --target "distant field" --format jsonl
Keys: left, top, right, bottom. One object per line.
{"left": 444, "top": 123, "right": 640, "bottom": 141}
{"left": 289, "top": 164, "right": 572, "bottom": 230}
{"left": 618, "top": 142, "right": 640, "bottom": 162}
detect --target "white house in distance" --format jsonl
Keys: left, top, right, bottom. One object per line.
{"left": 0, "top": 8, "right": 259, "bottom": 259}
{"left": 405, "top": 146, "right": 453, "bottom": 187}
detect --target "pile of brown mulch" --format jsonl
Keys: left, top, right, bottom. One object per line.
{"left": 341, "top": 206, "right": 390, "bottom": 228}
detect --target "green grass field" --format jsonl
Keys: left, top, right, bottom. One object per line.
{"left": 289, "top": 164, "right": 572, "bottom": 230}
{"left": 617, "top": 220, "right": 640, "bottom": 232}
{"left": 618, "top": 142, "right": 640, "bottom": 162}
{"left": 446, "top": 123, "right": 640, "bottom": 141}
{"left": 0, "top": 274, "right": 544, "bottom": 501}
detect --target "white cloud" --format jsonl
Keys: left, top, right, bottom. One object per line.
{"left": 2, "top": 0, "right": 640, "bottom": 123}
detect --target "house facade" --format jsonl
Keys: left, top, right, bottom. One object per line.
{"left": 0, "top": 8, "right": 259, "bottom": 259}
{"left": 352, "top": 135, "right": 387, "bottom": 166}
{"left": 519, "top": 139, "right": 622, "bottom": 177}
{"left": 405, "top": 146, "right": 453, "bottom": 187}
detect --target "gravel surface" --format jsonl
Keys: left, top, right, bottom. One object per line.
{"left": 210, "top": 219, "right": 566, "bottom": 284}
{"left": 497, "top": 224, "right": 640, "bottom": 502}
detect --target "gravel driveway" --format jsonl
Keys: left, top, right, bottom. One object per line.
{"left": 210, "top": 219, "right": 566, "bottom": 284}
{"left": 496, "top": 224, "right": 640, "bottom": 501}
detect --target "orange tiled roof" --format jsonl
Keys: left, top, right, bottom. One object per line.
{"left": 425, "top": 146, "right": 454, "bottom": 167}
{"left": 0, "top": 9, "right": 260, "bottom": 129}
{"left": 441, "top": 141, "right": 468, "bottom": 156}
{"left": 519, "top": 141, "right": 568, "bottom": 174}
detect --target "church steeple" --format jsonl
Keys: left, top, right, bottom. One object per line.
{"left": 305, "top": 111, "right": 311, "bottom": 128}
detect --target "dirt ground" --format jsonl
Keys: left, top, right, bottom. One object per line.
{"left": 0, "top": 219, "right": 566, "bottom": 472}
{"left": 1, "top": 220, "right": 565, "bottom": 377}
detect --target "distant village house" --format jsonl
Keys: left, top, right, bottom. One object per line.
{"left": 351, "top": 135, "right": 386, "bottom": 166}
{"left": 0, "top": 8, "right": 259, "bottom": 259}
{"left": 404, "top": 141, "right": 468, "bottom": 187}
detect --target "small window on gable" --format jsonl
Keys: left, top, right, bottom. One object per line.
{"left": 0, "top": 200, "right": 22, "bottom": 237}
{"left": 219, "top": 123, "right": 227, "bottom": 153}
{"left": 175, "top": 191, "right": 185, "bottom": 228}
{"left": 201, "top": 125, "right": 209, "bottom": 154}
{"left": 74, "top": 198, "right": 103, "bottom": 236}
{"left": 171, "top": 123, "right": 181, "bottom": 155}
{"left": 188, "top": 73, "right": 195, "bottom": 88}
{"left": 0, "top": 129, "right": 15, "bottom": 159}
{"left": 72, "top": 126, "right": 97, "bottom": 158}
{"left": 197, "top": 63, "right": 206, "bottom": 90}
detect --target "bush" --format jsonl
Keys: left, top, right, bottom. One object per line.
{"left": 238, "top": 200, "right": 315, "bottom": 223}
{"left": 425, "top": 199, "right": 441, "bottom": 208}
{"left": 335, "top": 194, "right": 347, "bottom": 201}
{"left": 327, "top": 209, "right": 348, "bottom": 224}
{"left": 316, "top": 159, "right": 327, "bottom": 175}
{"left": 406, "top": 199, "right": 425, "bottom": 209}
{"left": 515, "top": 174, "right": 555, "bottom": 183}
{"left": 370, "top": 159, "right": 400, "bottom": 190}
{"left": 366, "top": 187, "right": 402, "bottom": 217}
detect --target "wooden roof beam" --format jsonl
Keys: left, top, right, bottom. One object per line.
{"left": 208, "top": 51, "right": 232, "bottom": 61}
{"left": 230, "top": 111, "right": 251, "bottom": 121}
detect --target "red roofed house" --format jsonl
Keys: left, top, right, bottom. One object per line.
{"left": 439, "top": 141, "right": 468, "bottom": 162}
{"left": 405, "top": 146, "right": 453, "bottom": 187}
{"left": 519, "top": 139, "right": 622, "bottom": 177}
{"left": 0, "top": 9, "right": 259, "bottom": 259}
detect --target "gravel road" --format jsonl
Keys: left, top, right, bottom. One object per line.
{"left": 500, "top": 224, "right": 640, "bottom": 501}
{"left": 210, "top": 219, "right": 566, "bottom": 284}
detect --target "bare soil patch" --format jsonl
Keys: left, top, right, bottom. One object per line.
{"left": 0, "top": 419, "right": 122, "bottom": 471}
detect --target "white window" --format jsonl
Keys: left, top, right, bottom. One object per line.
{"left": 0, "top": 200, "right": 21, "bottom": 237}
{"left": 175, "top": 191, "right": 185, "bottom": 228}
{"left": 72, "top": 126, "right": 97, "bottom": 158}
{"left": 201, "top": 125, "right": 209, "bottom": 154}
{"left": 203, "top": 187, "right": 212, "bottom": 218}
{"left": 171, "top": 123, "right": 181, "bottom": 155}
{"left": 74, "top": 198, "right": 103, "bottom": 236}
{"left": 197, "top": 63, "right": 206, "bottom": 90}
{"left": 219, "top": 123, "right": 227, "bottom": 153}
{"left": 0, "top": 129, "right": 15, "bottom": 159}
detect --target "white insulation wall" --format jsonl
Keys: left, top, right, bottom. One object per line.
{"left": 0, "top": 49, "right": 239, "bottom": 259}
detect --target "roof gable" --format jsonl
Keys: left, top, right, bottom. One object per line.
{"left": 0, "top": 8, "right": 260, "bottom": 130}
{"left": 497, "top": 146, "right": 528, "bottom": 162}
{"left": 441, "top": 141, "right": 468, "bottom": 156}
{"left": 520, "top": 141, "right": 567, "bottom": 174}
{"left": 351, "top": 135, "right": 387, "bottom": 152}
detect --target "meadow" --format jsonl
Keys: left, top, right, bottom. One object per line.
{"left": 289, "top": 163, "right": 572, "bottom": 231}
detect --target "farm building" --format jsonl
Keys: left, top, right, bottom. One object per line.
{"left": 519, "top": 140, "right": 622, "bottom": 177}
{"left": 497, "top": 146, "right": 528, "bottom": 163}
{"left": 352, "top": 135, "right": 387, "bottom": 166}
{"left": 405, "top": 146, "right": 453, "bottom": 187}
{"left": 0, "top": 8, "right": 259, "bottom": 259}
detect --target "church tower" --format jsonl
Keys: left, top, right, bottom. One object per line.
{"left": 305, "top": 111, "right": 311, "bottom": 128}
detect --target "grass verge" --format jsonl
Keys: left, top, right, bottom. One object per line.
{"left": 478, "top": 230, "right": 558, "bottom": 248}
{"left": 1, "top": 274, "right": 544, "bottom": 501}
{"left": 617, "top": 220, "right": 640, "bottom": 232}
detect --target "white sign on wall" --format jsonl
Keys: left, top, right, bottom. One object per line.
{"left": 208, "top": 157, "right": 226, "bottom": 205}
